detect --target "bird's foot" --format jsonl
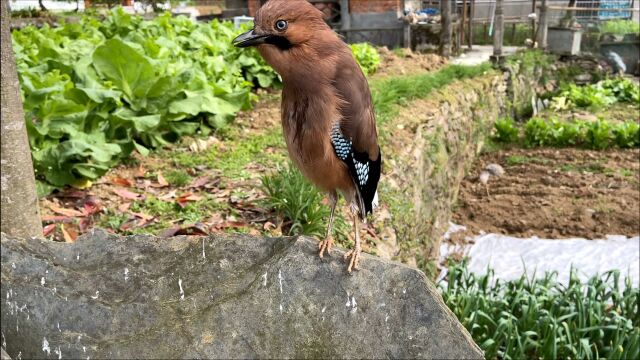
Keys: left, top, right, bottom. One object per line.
{"left": 318, "top": 235, "right": 334, "bottom": 258}
{"left": 343, "top": 246, "right": 361, "bottom": 273}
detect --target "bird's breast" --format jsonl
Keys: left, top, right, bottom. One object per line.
{"left": 281, "top": 93, "right": 353, "bottom": 193}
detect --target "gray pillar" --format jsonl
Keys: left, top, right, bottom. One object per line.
{"left": 537, "top": 0, "right": 548, "bottom": 49}
{"left": 492, "top": 0, "right": 504, "bottom": 57}
{"left": 440, "top": 0, "right": 452, "bottom": 58}
{"left": 340, "top": 0, "right": 350, "bottom": 31}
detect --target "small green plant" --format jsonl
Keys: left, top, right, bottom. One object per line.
{"left": 440, "top": 261, "right": 640, "bottom": 360}
{"left": 261, "top": 163, "right": 345, "bottom": 238}
{"left": 350, "top": 42, "right": 381, "bottom": 76}
{"left": 599, "top": 78, "right": 640, "bottom": 104}
{"left": 586, "top": 119, "right": 614, "bottom": 150}
{"left": 493, "top": 117, "right": 520, "bottom": 143}
{"left": 613, "top": 120, "right": 640, "bottom": 148}
{"left": 164, "top": 169, "right": 192, "bottom": 187}
{"left": 524, "top": 117, "right": 553, "bottom": 147}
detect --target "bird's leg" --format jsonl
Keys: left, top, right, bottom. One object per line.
{"left": 319, "top": 191, "right": 337, "bottom": 258}
{"left": 344, "top": 212, "right": 362, "bottom": 273}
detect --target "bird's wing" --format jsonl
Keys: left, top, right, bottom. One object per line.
{"left": 330, "top": 52, "right": 381, "bottom": 218}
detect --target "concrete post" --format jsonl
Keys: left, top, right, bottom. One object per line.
{"left": 440, "top": 0, "right": 452, "bottom": 58}
{"left": 340, "top": 0, "right": 350, "bottom": 31}
{"left": 490, "top": 0, "right": 504, "bottom": 66}
{"left": 537, "top": 0, "right": 548, "bottom": 49}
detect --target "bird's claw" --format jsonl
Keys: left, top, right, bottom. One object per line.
{"left": 318, "top": 236, "right": 333, "bottom": 258}
{"left": 343, "top": 248, "right": 361, "bottom": 273}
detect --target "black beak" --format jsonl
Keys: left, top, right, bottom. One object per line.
{"left": 232, "top": 29, "right": 268, "bottom": 48}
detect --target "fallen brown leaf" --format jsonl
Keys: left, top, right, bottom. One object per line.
{"left": 176, "top": 193, "right": 203, "bottom": 208}
{"left": 129, "top": 211, "right": 154, "bottom": 221}
{"left": 111, "top": 177, "right": 133, "bottom": 187}
{"left": 82, "top": 201, "right": 102, "bottom": 216}
{"left": 60, "top": 224, "right": 78, "bottom": 243}
{"left": 48, "top": 204, "right": 84, "bottom": 217}
{"left": 118, "top": 202, "right": 132, "bottom": 212}
{"left": 41, "top": 215, "right": 71, "bottom": 223}
{"left": 43, "top": 224, "right": 56, "bottom": 237}
{"left": 213, "top": 220, "right": 248, "bottom": 231}
{"left": 134, "top": 165, "right": 146, "bottom": 178}
{"left": 113, "top": 188, "right": 144, "bottom": 201}
{"left": 157, "top": 172, "right": 169, "bottom": 187}
{"left": 159, "top": 190, "right": 177, "bottom": 201}
{"left": 189, "top": 176, "right": 212, "bottom": 189}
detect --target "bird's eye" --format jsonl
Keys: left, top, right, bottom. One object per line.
{"left": 275, "top": 20, "right": 288, "bottom": 31}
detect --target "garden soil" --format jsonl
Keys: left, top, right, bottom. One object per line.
{"left": 453, "top": 147, "right": 640, "bottom": 240}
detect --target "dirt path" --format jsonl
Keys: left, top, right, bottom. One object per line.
{"left": 453, "top": 147, "right": 640, "bottom": 240}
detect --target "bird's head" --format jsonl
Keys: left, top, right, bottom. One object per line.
{"left": 232, "top": 0, "right": 327, "bottom": 50}
{"left": 232, "top": 0, "right": 338, "bottom": 81}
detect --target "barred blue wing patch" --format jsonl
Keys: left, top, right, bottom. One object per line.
{"left": 330, "top": 123, "right": 351, "bottom": 161}
{"left": 330, "top": 123, "right": 381, "bottom": 218}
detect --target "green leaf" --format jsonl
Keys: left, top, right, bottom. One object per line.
{"left": 92, "top": 38, "right": 155, "bottom": 100}
{"left": 112, "top": 108, "right": 161, "bottom": 132}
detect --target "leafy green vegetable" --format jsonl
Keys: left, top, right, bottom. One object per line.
{"left": 13, "top": 9, "right": 277, "bottom": 190}
{"left": 555, "top": 78, "right": 638, "bottom": 111}
{"left": 350, "top": 42, "right": 381, "bottom": 76}
{"left": 499, "top": 116, "right": 638, "bottom": 150}
{"left": 493, "top": 117, "right": 520, "bottom": 143}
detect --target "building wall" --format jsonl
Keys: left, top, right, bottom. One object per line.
{"left": 349, "top": 0, "right": 401, "bottom": 13}
{"left": 248, "top": 0, "right": 404, "bottom": 17}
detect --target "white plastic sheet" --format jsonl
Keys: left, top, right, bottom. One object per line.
{"left": 440, "top": 223, "right": 640, "bottom": 288}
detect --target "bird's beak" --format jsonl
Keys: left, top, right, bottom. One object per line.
{"left": 232, "top": 29, "right": 268, "bottom": 48}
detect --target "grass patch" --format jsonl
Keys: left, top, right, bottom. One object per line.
{"left": 261, "top": 163, "right": 349, "bottom": 243}
{"left": 371, "top": 63, "right": 494, "bottom": 126}
{"left": 172, "top": 127, "right": 286, "bottom": 179}
{"left": 505, "top": 155, "right": 548, "bottom": 166}
{"left": 163, "top": 170, "right": 192, "bottom": 187}
{"left": 440, "top": 261, "right": 640, "bottom": 360}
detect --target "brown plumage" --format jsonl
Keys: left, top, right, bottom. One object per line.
{"left": 233, "top": 0, "right": 381, "bottom": 272}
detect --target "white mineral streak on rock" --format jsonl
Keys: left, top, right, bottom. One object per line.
{"left": 124, "top": 268, "right": 129, "bottom": 282}
{"left": 41, "top": 277, "right": 45, "bottom": 286}
{"left": 346, "top": 295, "right": 357, "bottom": 313}
{"left": 91, "top": 291, "right": 99, "bottom": 299}
{"left": 262, "top": 272, "right": 267, "bottom": 287}
{"left": 179, "top": 279, "right": 185, "bottom": 300}
{"left": 202, "top": 238, "right": 206, "bottom": 259}
{"left": 278, "top": 270, "right": 283, "bottom": 293}
{"left": 42, "top": 338, "right": 50, "bottom": 355}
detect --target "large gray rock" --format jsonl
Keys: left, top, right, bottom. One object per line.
{"left": 1, "top": 230, "right": 482, "bottom": 359}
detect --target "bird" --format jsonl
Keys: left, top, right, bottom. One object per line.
{"left": 478, "top": 163, "right": 504, "bottom": 198}
{"left": 233, "top": 0, "right": 381, "bottom": 273}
